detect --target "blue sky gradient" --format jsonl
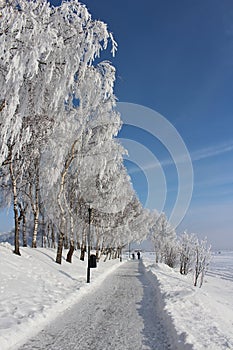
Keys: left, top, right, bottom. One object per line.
{"left": 82, "top": 0, "right": 233, "bottom": 249}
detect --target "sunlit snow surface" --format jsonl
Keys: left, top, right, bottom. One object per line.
{"left": 0, "top": 245, "right": 233, "bottom": 350}
{"left": 207, "top": 250, "right": 233, "bottom": 282}
{"left": 143, "top": 251, "right": 233, "bottom": 350}
{"left": 0, "top": 244, "right": 123, "bottom": 350}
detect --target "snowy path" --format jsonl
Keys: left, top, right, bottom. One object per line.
{"left": 18, "top": 260, "right": 182, "bottom": 350}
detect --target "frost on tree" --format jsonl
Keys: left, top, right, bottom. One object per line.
{"left": 193, "top": 237, "right": 211, "bottom": 287}
{"left": 53, "top": 63, "right": 136, "bottom": 264}
{"left": 0, "top": 0, "right": 152, "bottom": 262}
{"left": 0, "top": 0, "right": 117, "bottom": 255}
{"left": 178, "top": 231, "right": 196, "bottom": 275}
{"left": 0, "top": 0, "right": 117, "bottom": 162}
{"left": 149, "top": 212, "right": 177, "bottom": 266}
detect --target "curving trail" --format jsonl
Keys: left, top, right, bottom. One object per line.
{"left": 19, "top": 261, "right": 182, "bottom": 350}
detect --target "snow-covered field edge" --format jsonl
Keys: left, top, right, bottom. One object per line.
{"left": 0, "top": 243, "right": 126, "bottom": 350}
{"left": 140, "top": 262, "right": 192, "bottom": 349}
{"left": 142, "top": 253, "right": 233, "bottom": 350}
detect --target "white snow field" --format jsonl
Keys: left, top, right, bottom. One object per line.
{"left": 143, "top": 251, "right": 233, "bottom": 350}
{"left": 0, "top": 244, "right": 233, "bottom": 350}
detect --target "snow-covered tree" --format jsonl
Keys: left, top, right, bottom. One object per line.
{"left": 0, "top": 0, "right": 117, "bottom": 163}
{"left": 0, "top": 0, "right": 117, "bottom": 255}
{"left": 178, "top": 231, "right": 196, "bottom": 275}
{"left": 193, "top": 237, "right": 211, "bottom": 287}
{"left": 150, "top": 212, "right": 177, "bottom": 265}
{"left": 163, "top": 239, "right": 178, "bottom": 268}
{"left": 1, "top": 143, "right": 24, "bottom": 255}
{"left": 48, "top": 62, "right": 122, "bottom": 264}
{"left": 0, "top": 0, "right": 158, "bottom": 265}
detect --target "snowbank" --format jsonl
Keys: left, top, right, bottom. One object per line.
{"left": 0, "top": 243, "right": 124, "bottom": 350}
{"left": 142, "top": 252, "right": 233, "bottom": 350}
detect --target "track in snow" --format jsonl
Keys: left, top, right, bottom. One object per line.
{"left": 18, "top": 260, "right": 182, "bottom": 350}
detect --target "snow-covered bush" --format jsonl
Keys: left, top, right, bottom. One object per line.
{"left": 177, "top": 231, "right": 211, "bottom": 287}
{"left": 178, "top": 231, "right": 196, "bottom": 275}
{"left": 193, "top": 237, "right": 211, "bottom": 287}
{"left": 149, "top": 212, "right": 178, "bottom": 267}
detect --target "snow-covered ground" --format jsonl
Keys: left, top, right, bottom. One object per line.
{"left": 18, "top": 260, "right": 177, "bottom": 350}
{"left": 0, "top": 243, "right": 233, "bottom": 349}
{"left": 0, "top": 243, "right": 124, "bottom": 350}
{"left": 143, "top": 251, "right": 233, "bottom": 349}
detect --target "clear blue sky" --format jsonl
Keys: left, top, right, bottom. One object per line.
{"left": 1, "top": 0, "right": 233, "bottom": 249}
{"left": 81, "top": 0, "right": 233, "bottom": 249}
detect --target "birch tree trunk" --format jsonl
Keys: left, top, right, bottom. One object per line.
{"left": 76, "top": 227, "right": 81, "bottom": 249}
{"left": 194, "top": 248, "right": 199, "bottom": 287}
{"left": 56, "top": 141, "right": 78, "bottom": 264}
{"left": 18, "top": 203, "right": 28, "bottom": 247}
{"left": 31, "top": 169, "right": 40, "bottom": 248}
{"left": 76, "top": 239, "right": 81, "bottom": 250}
{"left": 22, "top": 211, "right": 27, "bottom": 247}
{"left": 46, "top": 221, "right": 51, "bottom": 248}
{"left": 56, "top": 229, "right": 64, "bottom": 264}
{"left": 8, "top": 151, "right": 20, "bottom": 256}
{"left": 66, "top": 213, "right": 74, "bottom": 263}
{"left": 66, "top": 243, "right": 74, "bottom": 263}
{"left": 64, "top": 220, "right": 69, "bottom": 249}
{"left": 41, "top": 211, "right": 46, "bottom": 248}
{"left": 12, "top": 172, "right": 20, "bottom": 255}
{"left": 95, "top": 229, "right": 100, "bottom": 261}
{"left": 51, "top": 223, "right": 56, "bottom": 249}
{"left": 80, "top": 227, "right": 87, "bottom": 261}
{"left": 32, "top": 209, "right": 39, "bottom": 248}
{"left": 80, "top": 243, "right": 86, "bottom": 261}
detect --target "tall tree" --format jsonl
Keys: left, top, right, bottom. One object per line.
{"left": 0, "top": 0, "right": 117, "bottom": 254}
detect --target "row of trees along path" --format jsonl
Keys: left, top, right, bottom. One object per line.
{"left": 0, "top": 0, "right": 149, "bottom": 262}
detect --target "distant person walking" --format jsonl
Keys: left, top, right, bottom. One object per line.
{"left": 132, "top": 253, "right": 135, "bottom": 260}
{"left": 137, "top": 251, "right": 140, "bottom": 260}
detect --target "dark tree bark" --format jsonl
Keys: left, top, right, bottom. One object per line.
{"left": 80, "top": 244, "right": 86, "bottom": 261}
{"left": 51, "top": 223, "right": 56, "bottom": 249}
{"left": 66, "top": 243, "right": 75, "bottom": 263}
{"left": 56, "top": 232, "right": 64, "bottom": 264}
{"left": 18, "top": 203, "right": 28, "bottom": 247}
{"left": 8, "top": 149, "right": 20, "bottom": 256}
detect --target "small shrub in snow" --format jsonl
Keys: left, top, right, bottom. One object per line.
{"left": 193, "top": 237, "right": 211, "bottom": 288}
